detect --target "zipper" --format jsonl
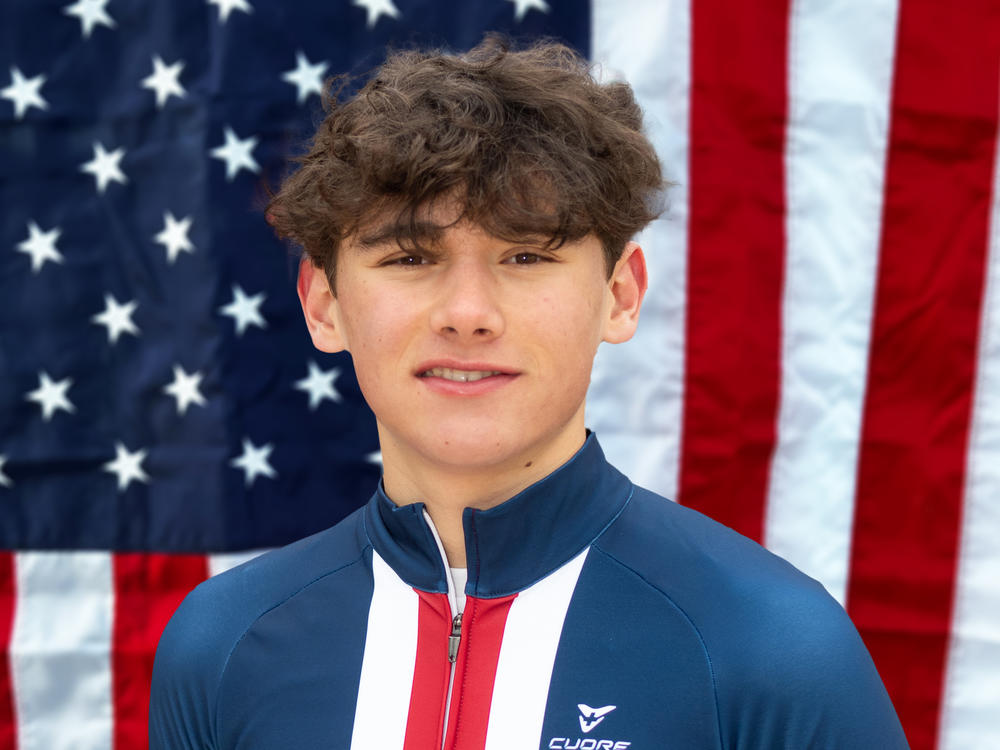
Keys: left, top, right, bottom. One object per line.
{"left": 448, "top": 613, "right": 463, "bottom": 663}
{"left": 422, "top": 510, "right": 463, "bottom": 750}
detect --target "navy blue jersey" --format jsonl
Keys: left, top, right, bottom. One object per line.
{"left": 150, "top": 434, "right": 909, "bottom": 749}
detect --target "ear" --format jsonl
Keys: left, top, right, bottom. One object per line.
{"left": 297, "top": 258, "right": 347, "bottom": 353}
{"left": 602, "top": 242, "right": 648, "bottom": 344}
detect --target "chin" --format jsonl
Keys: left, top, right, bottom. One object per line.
{"left": 417, "top": 430, "right": 525, "bottom": 471}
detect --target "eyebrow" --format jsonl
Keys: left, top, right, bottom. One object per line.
{"left": 356, "top": 221, "right": 446, "bottom": 250}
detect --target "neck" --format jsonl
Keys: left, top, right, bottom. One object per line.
{"left": 377, "top": 424, "right": 587, "bottom": 568}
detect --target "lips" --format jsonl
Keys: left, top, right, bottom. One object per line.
{"left": 414, "top": 361, "right": 519, "bottom": 394}
{"left": 419, "top": 366, "right": 502, "bottom": 382}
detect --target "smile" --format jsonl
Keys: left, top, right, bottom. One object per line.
{"left": 419, "top": 367, "right": 502, "bottom": 382}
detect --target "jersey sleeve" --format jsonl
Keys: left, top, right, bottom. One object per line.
{"left": 713, "top": 578, "right": 911, "bottom": 749}
{"left": 148, "top": 579, "right": 240, "bottom": 750}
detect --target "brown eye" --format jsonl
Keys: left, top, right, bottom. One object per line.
{"left": 387, "top": 254, "right": 426, "bottom": 266}
{"left": 508, "top": 252, "right": 543, "bottom": 265}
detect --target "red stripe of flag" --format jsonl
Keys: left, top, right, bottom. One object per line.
{"left": 0, "top": 553, "right": 16, "bottom": 750}
{"left": 679, "top": 0, "right": 791, "bottom": 541}
{"left": 443, "top": 595, "right": 516, "bottom": 750}
{"left": 404, "top": 591, "right": 453, "bottom": 750}
{"left": 112, "top": 554, "right": 208, "bottom": 750}
{"left": 845, "top": 3, "right": 1000, "bottom": 748}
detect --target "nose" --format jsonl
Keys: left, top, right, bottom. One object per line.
{"left": 428, "top": 260, "right": 505, "bottom": 341}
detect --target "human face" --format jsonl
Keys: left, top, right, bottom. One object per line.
{"left": 298, "top": 214, "right": 646, "bottom": 484}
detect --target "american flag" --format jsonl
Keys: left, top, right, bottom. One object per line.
{"left": 0, "top": 0, "right": 996, "bottom": 748}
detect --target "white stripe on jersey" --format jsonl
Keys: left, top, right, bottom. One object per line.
{"left": 484, "top": 549, "right": 589, "bottom": 750}
{"left": 350, "top": 550, "right": 419, "bottom": 750}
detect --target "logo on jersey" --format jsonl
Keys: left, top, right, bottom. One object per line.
{"left": 577, "top": 704, "right": 616, "bottom": 733}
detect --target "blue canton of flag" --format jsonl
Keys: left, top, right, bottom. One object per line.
{"left": 0, "top": 0, "right": 589, "bottom": 553}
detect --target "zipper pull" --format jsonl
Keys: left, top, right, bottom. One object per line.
{"left": 448, "top": 613, "right": 463, "bottom": 663}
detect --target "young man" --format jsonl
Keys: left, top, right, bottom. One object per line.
{"left": 150, "top": 38, "right": 909, "bottom": 749}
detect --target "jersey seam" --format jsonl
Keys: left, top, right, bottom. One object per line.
{"left": 473, "top": 484, "right": 635, "bottom": 599}
{"left": 212, "top": 544, "right": 373, "bottom": 744}
{"left": 590, "top": 543, "right": 725, "bottom": 750}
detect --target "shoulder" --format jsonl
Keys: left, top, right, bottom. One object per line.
{"left": 594, "top": 485, "right": 831, "bottom": 619}
{"left": 149, "top": 506, "right": 372, "bottom": 749}
{"left": 594, "top": 486, "right": 908, "bottom": 748}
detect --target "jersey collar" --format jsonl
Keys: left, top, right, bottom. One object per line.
{"left": 363, "top": 433, "right": 633, "bottom": 597}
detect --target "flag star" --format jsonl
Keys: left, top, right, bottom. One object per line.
{"left": 0, "top": 455, "right": 12, "bottom": 488}
{"left": 164, "top": 365, "right": 207, "bottom": 415}
{"left": 91, "top": 293, "right": 140, "bottom": 344}
{"left": 17, "top": 221, "right": 64, "bottom": 273}
{"left": 230, "top": 438, "right": 277, "bottom": 486}
{"left": 103, "top": 441, "right": 150, "bottom": 491}
{"left": 219, "top": 284, "right": 267, "bottom": 335}
{"left": 142, "top": 55, "right": 186, "bottom": 108}
{"left": 80, "top": 142, "right": 127, "bottom": 193}
{"left": 366, "top": 449, "right": 383, "bottom": 467}
{"left": 294, "top": 361, "right": 342, "bottom": 410}
{"left": 154, "top": 211, "right": 195, "bottom": 263}
{"left": 507, "top": 0, "right": 550, "bottom": 22}
{"left": 282, "top": 51, "right": 328, "bottom": 104}
{"left": 211, "top": 126, "right": 260, "bottom": 180}
{"left": 208, "top": 0, "right": 253, "bottom": 22}
{"left": 26, "top": 371, "right": 75, "bottom": 421}
{"left": 353, "top": 0, "right": 401, "bottom": 28}
{"left": 63, "top": 0, "right": 116, "bottom": 38}
{"left": 2, "top": 67, "right": 48, "bottom": 119}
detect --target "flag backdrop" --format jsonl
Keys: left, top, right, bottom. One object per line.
{"left": 1, "top": 0, "right": 998, "bottom": 748}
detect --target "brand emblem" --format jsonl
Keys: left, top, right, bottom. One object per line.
{"left": 577, "top": 704, "right": 616, "bottom": 734}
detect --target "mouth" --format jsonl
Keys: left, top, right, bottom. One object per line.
{"left": 418, "top": 367, "right": 504, "bottom": 383}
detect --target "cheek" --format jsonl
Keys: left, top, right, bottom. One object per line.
{"left": 336, "top": 290, "right": 402, "bottom": 385}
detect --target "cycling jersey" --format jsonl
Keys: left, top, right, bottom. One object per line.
{"left": 149, "top": 433, "right": 909, "bottom": 749}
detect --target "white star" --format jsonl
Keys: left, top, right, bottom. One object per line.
{"left": 353, "top": 0, "right": 401, "bottom": 28}
{"left": 25, "top": 371, "right": 75, "bottom": 421}
{"left": 154, "top": 211, "right": 195, "bottom": 263}
{"left": 294, "top": 361, "right": 342, "bottom": 410}
{"left": 2, "top": 67, "right": 48, "bottom": 119}
{"left": 163, "top": 365, "right": 207, "bottom": 416}
{"left": 103, "top": 441, "right": 150, "bottom": 491}
{"left": 63, "top": 0, "right": 116, "bottom": 38}
{"left": 80, "top": 142, "right": 127, "bottom": 193}
{"left": 366, "top": 449, "right": 383, "bottom": 467}
{"left": 17, "top": 221, "right": 64, "bottom": 273}
{"left": 230, "top": 438, "right": 277, "bottom": 486}
{"left": 142, "top": 55, "right": 186, "bottom": 108}
{"left": 219, "top": 284, "right": 267, "bottom": 335}
{"left": 211, "top": 126, "right": 260, "bottom": 180}
{"left": 208, "top": 0, "right": 253, "bottom": 23}
{"left": 91, "top": 293, "right": 140, "bottom": 344}
{"left": 507, "top": 0, "right": 550, "bottom": 22}
{"left": 0, "top": 455, "right": 12, "bottom": 488}
{"left": 282, "top": 51, "right": 328, "bottom": 104}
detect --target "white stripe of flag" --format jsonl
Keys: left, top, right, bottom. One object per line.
{"left": 10, "top": 552, "right": 114, "bottom": 750}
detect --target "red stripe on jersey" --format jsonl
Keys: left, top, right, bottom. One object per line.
{"left": 846, "top": 3, "right": 1000, "bottom": 748}
{"left": 404, "top": 591, "right": 453, "bottom": 750}
{"left": 112, "top": 554, "right": 208, "bottom": 750}
{"left": 0, "top": 553, "right": 16, "bottom": 750}
{"left": 680, "top": 0, "right": 791, "bottom": 542}
{"left": 443, "top": 595, "right": 517, "bottom": 750}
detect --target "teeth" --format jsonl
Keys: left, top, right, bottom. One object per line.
{"left": 422, "top": 367, "right": 502, "bottom": 382}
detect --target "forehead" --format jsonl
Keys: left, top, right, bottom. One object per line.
{"left": 351, "top": 207, "right": 548, "bottom": 254}
{"left": 348, "top": 183, "right": 575, "bottom": 251}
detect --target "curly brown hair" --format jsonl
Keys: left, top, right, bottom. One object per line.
{"left": 267, "top": 35, "right": 665, "bottom": 288}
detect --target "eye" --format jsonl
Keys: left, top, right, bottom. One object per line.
{"left": 504, "top": 252, "right": 546, "bottom": 265}
{"left": 384, "top": 254, "right": 428, "bottom": 266}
